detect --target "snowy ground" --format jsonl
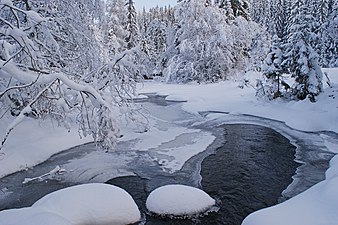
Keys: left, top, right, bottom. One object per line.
{"left": 140, "top": 69, "right": 338, "bottom": 134}
{"left": 0, "top": 68, "right": 337, "bottom": 224}
{"left": 0, "top": 118, "right": 93, "bottom": 179}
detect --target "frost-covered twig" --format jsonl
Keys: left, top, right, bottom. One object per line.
{"left": 22, "top": 165, "right": 65, "bottom": 184}
{"left": 0, "top": 75, "right": 39, "bottom": 99}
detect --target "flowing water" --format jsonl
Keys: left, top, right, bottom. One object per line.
{"left": 106, "top": 123, "right": 300, "bottom": 225}
{"left": 0, "top": 95, "right": 334, "bottom": 225}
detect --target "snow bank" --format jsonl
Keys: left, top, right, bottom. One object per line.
{"left": 139, "top": 69, "right": 338, "bottom": 133}
{"left": 242, "top": 176, "right": 338, "bottom": 225}
{"left": 0, "top": 117, "right": 92, "bottom": 179}
{"left": 146, "top": 184, "right": 215, "bottom": 217}
{"left": 33, "top": 183, "right": 141, "bottom": 225}
{"left": 242, "top": 146, "right": 338, "bottom": 225}
{"left": 0, "top": 184, "right": 141, "bottom": 225}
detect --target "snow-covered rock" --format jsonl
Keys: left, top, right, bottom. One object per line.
{"left": 146, "top": 184, "right": 215, "bottom": 217}
{"left": 0, "top": 207, "right": 72, "bottom": 225}
{"left": 32, "top": 183, "right": 141, "bottom": 225}
{"left": 0, "top": 184, "right": 141, "bottom": 225}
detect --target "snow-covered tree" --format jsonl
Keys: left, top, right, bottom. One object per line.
{"left": 231, "top": 0, "right": 251, "bottom": 20}
{"left": 216, "top": 0, "right": 250, "bottom": 20}
{"left": 261, "top": 35, "right": 285, "bottom": 99}
{"left": 137, "top": 4, "right": 175, "bottom": 78}
{"left": 274, "top": 0, "right": 288, "bottom": 41}
{"left": 145, "top": 19, "right": 168, "bottom": 75}
{"left": 248, "top": 25, "right": 271, "bottom": 72}
{"left": 163, "top": 0, "right": 265, "bottom": 83}
{"left": 283, "top": 0, "right": 323, "bottom": 102}
{"left": 320, "top": 0, "right": 338, "bottom": 67}
{"left": 126, "top": 0, "right": 138, "bottom": 49}
{"left": 164, "top": 0, "right": 234, "bottom": 83}
{"left": 0, "top": 0, "right": 140, "bottom": 150}
{"left": 106, "top": 0, "right": 128, "bottom": 54}
{"left": 205, "top": 0, "right": 212, "bottom": 7}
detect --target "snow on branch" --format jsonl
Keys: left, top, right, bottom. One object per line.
{"left": 0, "top": 60, "right": 118, "bottom": 151}
{"left": 0, "top": 75, "right": 39, "bottom": 99}
{"left": 0, "top": 78, "right": 56, "bottom": 150}
{"left": 0, "top": 0, "right": 143, "bottom": 153}
{"left": 0, "top": 60, "right": 112, "bottom": 109}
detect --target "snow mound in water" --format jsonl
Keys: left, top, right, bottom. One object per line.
{"left": 32, "top": 183, "right": 140, "bottom": 225}
{"left": 146, "top": 184, "right": 215, "bottom": 217}
{"left": 0, "top": 207, "right": 72, "bottom": 225}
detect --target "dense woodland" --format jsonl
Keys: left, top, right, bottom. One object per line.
{"left": 0, "top": 0, "right": 337, "bottom": 148}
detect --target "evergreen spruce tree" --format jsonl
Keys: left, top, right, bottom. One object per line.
{"left": 126, "top": 0, "right": 138, "bottom": 49}
{"left": 250, "top": 0, "right": 262, "bottom": 23}
{"left": 106, "top": 0, "right": 128, "bottom": 54}
{"left": 231, "top": 0, "right": 250, "bottom": 20}
{"left": 283, "top": 0, "right": 323, "bottom": 102}
{"left": 216, "top": 0, "right": 249, "bottom": 20}
{"left": 320, "top": 1, "right": 338, "bottom": 67}
{"left": 205, "top": 0, "right": 212, "bottom": 7}
{"left": 275, "top": 0, "right": 288, "bottom": 40}
{"left": 262, "top": 35, "right": 284, "bottom": 99}
{"left": 223, "top": 0, "right": 235, "bottom": 20}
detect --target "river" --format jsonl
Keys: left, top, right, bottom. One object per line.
{"left": 0, "top": 95, "right": 334, "bottom": 225}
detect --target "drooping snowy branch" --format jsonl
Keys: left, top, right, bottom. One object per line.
{"left": 0, "top": 0, "right": 142, "bottom": 151}
{"left": 0, "top": 59, "right": 123, "bottom": 150}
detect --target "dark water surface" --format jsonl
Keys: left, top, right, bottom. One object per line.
{"left": 106, "top": 124, "right": 299, "bottom": 225}
{"left": 200, "top": 124, "right": 298, "bottom": 225}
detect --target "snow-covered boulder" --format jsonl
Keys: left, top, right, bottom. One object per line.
{"left": 0, "top": 207, "right": 72, "bottom": 225}
{"left": 32, "top": 183, "right": 141, "bottom": 225}
{"left": 146, "top": 184, "right": 215, "bottom": 217}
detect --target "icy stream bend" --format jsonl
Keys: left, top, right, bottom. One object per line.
{"left": 0, "top": 95, "right": 335, "bottom": 225}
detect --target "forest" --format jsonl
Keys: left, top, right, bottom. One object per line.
{"left": 0, "top": 0, "right": 337, "bottom": 150}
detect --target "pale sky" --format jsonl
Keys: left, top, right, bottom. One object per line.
{"left": 134, "top": 0, "right": 177, "bottom": 10}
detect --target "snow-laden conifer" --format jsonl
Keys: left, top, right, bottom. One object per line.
{"left": 283, "top": 0, "right": 323, "bottom": 102}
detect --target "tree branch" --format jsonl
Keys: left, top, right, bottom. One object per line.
{"left": 0, "top": 77, "right": 39, "bottom": 99}
{"left": 0, "top": 79, "right": 56, "bottom": 151}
